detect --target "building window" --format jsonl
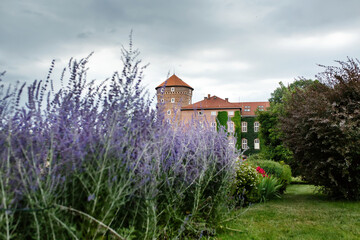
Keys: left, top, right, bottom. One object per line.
{"left": 161, "top": 99, "right": 164, "bottom": 103}
{"left": 189, "top": 89, "right": 192, "bottom": 94}
{"left": 228, "top": 111, "right": 234, "bottom": 116}
{"left": 189, "top": 100, "right": 191, "bottom": 104}
{"left": 171, "top": 87, "right": 175, "bottom": 92}
{"left": 254, "top": 121, "right": 260, "bottom": 132}
{"left": 171, "top": 98, "right": 175, "bottom": 103}
{"left": 254, "top": 138, "right": 260, "bottom": 149}
{"left": 167, "top": 110, "right": 171, "bottom": 115}
{"left": 242, "top": 138, "right": 248, "bottom": 150}
{"left": 166, "top": 119, "right": 171, "bottom": 124}
{"left": 211, "top": 111, "right": 216, "bottom": 116}
{"left": 241, "top": 122, "right": 247, "bottom": 132}
{"left": 229, "top": 137, "right": 235, "bottom": 146}
{"left": 160, "top": 88, "right": 164, "bottom": 93}
{"left": 244, "top": 106, "right": 251, "bottom": 112}
{"left": 228, "top": 122, "right": 234, "bottom": 133}
{"left": 211, "top": 122, "right": 217, "bottom": 131}
{"left": 198, "top": 111, "right": 204, "bottom": 116}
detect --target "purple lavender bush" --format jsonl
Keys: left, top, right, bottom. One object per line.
{"left": 0, "top": 39, "right": 237, "bottom": 239}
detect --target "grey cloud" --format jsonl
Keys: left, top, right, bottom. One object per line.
{"left": 2, "top": 0, "right": 360, "bottom": 101}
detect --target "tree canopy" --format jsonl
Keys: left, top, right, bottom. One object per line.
{"left": 280, "top": 58, "right": 360, "bottom": 199}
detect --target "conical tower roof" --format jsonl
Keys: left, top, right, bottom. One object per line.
{"left": 155, "top": 74, "right": 194, "bottom": 90}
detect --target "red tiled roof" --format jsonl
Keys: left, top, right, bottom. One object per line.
{"left": 181, "top": 95, "right": 269, "bottom": 115}
{"left": 233, "top": 102, "right": 270, "bottom": 116}
{"left": 181, "top": 95, "right": 241, "bottom": 110}
{"left": 155, "top": 74, "right": 194, "bottom": 90}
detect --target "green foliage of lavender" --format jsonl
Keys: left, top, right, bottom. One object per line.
{"left": 0, "top": 41, "right": 237, "bottom": 239}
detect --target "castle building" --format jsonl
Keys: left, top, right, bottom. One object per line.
{"left": 156, "top": 74, "right": 269, "bottom": 155}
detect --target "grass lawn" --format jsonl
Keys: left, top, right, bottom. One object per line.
{"left": 216, "top": 184, "right": 360, "bottom": 240}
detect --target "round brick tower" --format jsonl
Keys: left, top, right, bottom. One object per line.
{"left": 155, "top": 74, "right": 193, "bottom": 122}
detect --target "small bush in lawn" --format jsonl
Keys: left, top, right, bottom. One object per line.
{"left": 233, "top": 161, "right": 261, "bottom": 205}
{"left": 257, "top": 175, "right": 282, "bottom": 202}
{"left": 248, "top": 158, "right": 292, "bottom": 193}
{"left": 0, "top": 38, "right": 237, "bottom": 239}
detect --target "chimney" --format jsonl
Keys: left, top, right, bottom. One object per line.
{"left": 208, "top": 94, "right": 210, "bottom": 98}
{"left": 225, "top": 98, "right": 229, "bottom": 102}
{"left": 204, "top": 97, "right": 207, "bottom": 100}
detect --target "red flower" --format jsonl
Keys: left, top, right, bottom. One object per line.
{"left": 256, "top": 166, "right": 267, "bottom": 177}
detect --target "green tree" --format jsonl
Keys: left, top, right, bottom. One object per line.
{"left": 281, "top": 58, "right": 360, "bottom": 199}
{"left": 257, "top": 79, "right": 315, "bottom": 167}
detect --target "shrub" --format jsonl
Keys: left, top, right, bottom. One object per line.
{"left": 233, "top": 161, "right": 261, "bottom": 205}
{"left": 0, "top": 40, "right": 237, "bottom": 239}
{"left": 248, "top": 158, "right": 292, "bottom": 193}
{"left": 281, "top": 58, "right": 360, "bottom": 199}
{"left": 257, "top": 175, "right": 281, "bottom": 202}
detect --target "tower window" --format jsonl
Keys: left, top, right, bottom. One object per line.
{"left": 198, "top": 111, "right": 204, "bottom": 116}
{"left": 171, "top": 98, "right": 175, "bottom": 103}
{"left": 161, "top": 99, "right": 164, "bottom": 103}
{"left": 171, "top": 87, "right": 175, "bottom": 92}
{"left": 167, "top": 110, "right": 171, "bottom": 115}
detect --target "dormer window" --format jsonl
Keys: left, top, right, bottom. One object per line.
{"left": 171, "top": 87, "right": 175, "bottom": 92}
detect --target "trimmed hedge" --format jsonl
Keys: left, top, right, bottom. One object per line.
{"left": 248, "top": 158, "right": 292, "bottom": 193}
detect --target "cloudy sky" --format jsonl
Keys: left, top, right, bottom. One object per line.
{"left": 2, "top": 0, "right": 360, "bottom": 103}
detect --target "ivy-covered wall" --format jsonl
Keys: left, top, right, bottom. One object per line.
{"left": 241, "top": 116, "right": 260, "bottom": 156}
{"left": 216, "top": 111, "right": 260, "bottom": 156}
{"left": 216, "top": 111, "right": 228, "bottom": 131}
{"left": 231, "top": 111, "right": 241, "bottom": 149}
